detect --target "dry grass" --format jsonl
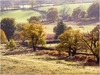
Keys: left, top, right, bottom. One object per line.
{"left": 35, "top": 50, "right": 68, "bottom": 56}
{"left": 1, "top": 54, "right": 99, "bottom": 74}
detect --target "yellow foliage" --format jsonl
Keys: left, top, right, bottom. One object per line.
{"left": 6, "top": 39, "right": 16, "bottom": 50}
{"left": 21, "top": 23, "right": 46, "bottom": 47}
{"left": 0, "top": 29, "right": 7, "bottom": 43}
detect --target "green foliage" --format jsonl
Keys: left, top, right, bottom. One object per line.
{"left": 87, "top": 2, "right": 99, "bottom": 20}
{"left": 0, "top": 29, "right": 7, "bottom": 43}
{"left": 47, "top": 8, "right": 58, "bottom": 23}
{"left": 1, "top": 18, "right": 16, "bottom": 41}
{"left": 53, "top": 21, "right": 72, "bottom": 39}
{"left": 6, "top": 39, "right": 16, "bottom": 50}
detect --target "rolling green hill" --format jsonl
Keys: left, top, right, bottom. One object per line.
{"left": 0, "top": 10, "right": 41, "bottom": 23}
{"left": 0, "top": 3, "right": 92, "bottom": 23}
{"left": 38, "top": 3, "right": 92, "bottom": 14}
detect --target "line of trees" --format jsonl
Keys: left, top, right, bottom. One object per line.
{"left": 1, "top": 17, "right": 46, "bottom": 51}
{"left": 46, "top": 2, "right": 99, "bottom": 23}
{"left": 56, "top": 25, "right": 99, "bottom": 63}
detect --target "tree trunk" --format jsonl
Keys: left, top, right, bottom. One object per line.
{"left": 32, "top": 45, "right": 36, "bottom": 51}
{"left": 31, "top": 35, "right": 36, "bottom": 51}
{"left": 72, "top": 50, "right": 76, "bottom": 56}
{"left": 68, "top": 47, "right": 71, "bottom": 56}
{"left": 96, "top": 56, "right": 99, "bottom": 63}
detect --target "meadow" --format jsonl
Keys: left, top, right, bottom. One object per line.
{"left": 38, "top": 3, "right": 92, "bottom": 14}
{"left": 44, "top": 22, "right": 98, "bottom": 34}
{"left": 0, "top": 3, "right": 92, "bottom": 23}
{"left": 1, "top": 54, "right": 99, "bottom": 74}
{"left": 0, "top": 10, "right": 41, "bottom": 22}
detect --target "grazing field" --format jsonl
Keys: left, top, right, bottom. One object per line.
{"left": 38, "top": 3, "right": 92, "bottom": 14}
{"left": 1, "top": 54, "right": 99, "bottom": 74}
{"left": 0, "top": 10, "right": 41, "bottom": 22}
{"left": 44, "top": 22, "right": 98, "bottom": 34}
{"left": 0, "top": 3, "right": 92, "bottom": 23}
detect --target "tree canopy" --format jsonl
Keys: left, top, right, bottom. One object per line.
{"left": 53, "top": 21, "right": 72, "bottom": 39}
{"left": 21, "top": 23, "right": 46, "bottom": 51}
{"left": 1, "top": 18, "right": 16, "bottom": 41}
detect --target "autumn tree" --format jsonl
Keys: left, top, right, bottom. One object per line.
{"left": 1, "top": 18, "right": 16, "bottom": 41}
{"left": 53, "top": 21, "right": 72, "bottom": 39}
{"left": 0, "top": 29, "right": 7, "bottom": 43}
{"left": 21, "top": 23, "right": 46, "bottom": 51}
{"left": 56, "top": 30, "right": 83, "bottom": 56}
{"left": 82, "top": 25, "right": 100, "bottom": 63}
{"left": 47, "top": 8, "right": 58, "bottom": 23}
{"left": 87, "top": 2, "right": 99, "bottom": 20}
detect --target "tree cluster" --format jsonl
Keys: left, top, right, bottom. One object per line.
{"left": 56, "top": 25, "right": 100, "bottom": 63}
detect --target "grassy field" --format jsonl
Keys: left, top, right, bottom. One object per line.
{"left": 0, "top": 3, "right": 92, "bottom": 23}
{"left": 44, "top": 22, "right": 98, "bottom": 34}
{"left": 1, "top": 54, "right": 99, "bottom": 74}
{"left": 0, "top": 10, "right": 41, "bottom": 22}
{"left": 38, "top": 3, "right": 92, "bottom": 14}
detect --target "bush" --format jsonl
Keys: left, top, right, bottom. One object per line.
{"left": 6, "top": 39, "right": 16, "bottom": 50}
{"left": 0, "top": 29, "right": 7, "bottom": 43}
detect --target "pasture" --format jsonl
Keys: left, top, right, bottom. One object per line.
{"left": 1, "top": 54, "right": 99, "bottom": 74}
{"left": 44, "top": 22, "right": 98, "bottom": 34}
{"left": 38, "top": 3, "right": 92, "bottom": 14}
{"left": 0, "top": 10, "right": 41, "bottom": 22}
{"left": 0, "top": 3, "right": 92, "bottom": 23}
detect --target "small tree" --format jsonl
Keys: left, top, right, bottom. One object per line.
{"left": 21, "top": 23, "right": 46, "bottom": 51}
{"left": 0, "top": 29, "right": 7, "bottom": 43}
{"left": 6, "top": 39, "right": 16, "bottom": 50}
{"left": 87, "top": 2, "right": 99, "bottom": 20}
{"left": 82, "top": 25, "right": 100, "bottom": 63}
{"left": 28, "top": 16, "right": 40, "bottom": 23}
{"left": 47, "top": 8, "right": 58, "bottom": 23}
{"left": 1, "top": 18, "right": 16, "bottom": 41}
{"left": 56, "top": 30, "right": 83, "bottom": 56}
{"left": 53, "top": 21, "right": 72, "bottom": 39}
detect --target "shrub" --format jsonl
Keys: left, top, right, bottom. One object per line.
{"left": 0, "top": 29, "right": 7, "bottom": 43}
{"left": 6, "top": 39, "right": 16, "bottom": 50}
